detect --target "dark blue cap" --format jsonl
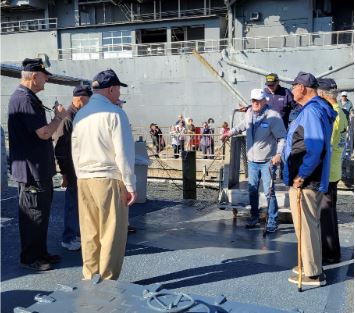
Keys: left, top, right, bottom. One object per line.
{"left": 73, "top": 85, "right": 93, "bottom": 97}
{"left": 92, "top": 69, "right": 127, "bottom": 89}
{"left": 22, "top": 58, "right": 52, "bottom": 76}
{"left": 317, "top": 78, "right": 337, "bottom": 91}
{"left": 291, "top": 71, "right": 318, "bottom": 88}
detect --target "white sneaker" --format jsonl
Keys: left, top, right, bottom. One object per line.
{"left": 61, "top": 240, "right": 81, "bottom": 251}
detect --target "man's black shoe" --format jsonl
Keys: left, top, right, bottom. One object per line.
{"left": 43, "top": 254, "right": 62, "bottom": 264}
{"left": 245, "top": 217, "right": 259, "bottom": 229}
{"left": 128, "top": 226, "right": 137, "bottom": 234}
{"left": 20, "top": 259, "right": 52, "bottom": 271}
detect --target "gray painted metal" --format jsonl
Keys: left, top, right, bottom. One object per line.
{"left": 18, "top": 279, "right": 295, "bottom": 312}
{"left": 1, "top": 45, "right": 353, "bottom": 131}
{"left": 0, "top": 63, "right": 90, "bottom": 86}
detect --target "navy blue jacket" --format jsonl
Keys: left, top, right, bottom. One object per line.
{"left": 264, "top": 85, "right": 295, "bottom": 128}
{"left": 282, "top": 96, "right": 337, "bottom": 192}
{"left": 8, "top": 85, "right": 56, "bottom": 183}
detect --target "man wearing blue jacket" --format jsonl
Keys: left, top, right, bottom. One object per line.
{"left": 283, "top": 72, "right": 337, "bottom": 287}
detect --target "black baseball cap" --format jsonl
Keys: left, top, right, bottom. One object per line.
{"left": 22, "top": 58, "right": 52, "bottom": 76}
{"left": 290, "top": 71, "right": 318, "bottom": 88}
{"left": 265, "top": 73, "right": 279, "bottom": 85}
{"left": 317, "top": 78, "right": 337, "bottom": 91}
{"left": 92, "top": 69, "right": 127, "bottom": 89}
{"left": 73, "top": 85, "right": 93, "bottom": 97}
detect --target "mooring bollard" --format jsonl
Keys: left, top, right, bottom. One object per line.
{"left": 182, "top": 151, "right": 196, "bottom": 199}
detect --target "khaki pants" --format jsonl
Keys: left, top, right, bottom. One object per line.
{"left": 289, "top": 187, "right": 323, "bottom": 277}
{"left": 77, "top": 178, "right": 128, "bottom": 280}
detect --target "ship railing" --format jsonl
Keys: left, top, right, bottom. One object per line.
{"left": 233, "top": 30, "right": 354, "bottom": 50}
{"left": 58, "top": 39, "right": 229, "bottom": 60}
{"left": 57, "top": 30, "right": 352, "bottom": 60}
{"left": 1, "top": 18, "right": 58, "bottom": 34}
{"left": 132, "top": 127, "right": 229, "bottom": 160}
{"left": 135, "top": 6, "right": 227, "bottom": 20}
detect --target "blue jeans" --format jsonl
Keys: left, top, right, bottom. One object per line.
{"left": 248, "top": 161, "right": 278, "bottom": 226}
{"left": 62, "top": 183, "right": 80, "bottom": 243}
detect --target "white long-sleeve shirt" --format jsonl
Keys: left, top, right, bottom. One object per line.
{"left": 72, "top": 93, "right": 136, "bottom": 192}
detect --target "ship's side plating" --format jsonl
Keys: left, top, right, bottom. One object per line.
{"left": 1, "top": 0, "right": 353, "bottom": 129}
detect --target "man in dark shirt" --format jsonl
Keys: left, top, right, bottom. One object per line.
{"left": 54, "top": 85, "right": 92, "bottom": 251}
{"left": 264, "top": 73, "right": 296, "bottom": 179}
{"left": 8, "top": 58, "right": 67, "bottom": 271}
{"left": 264, "top": 73, "right": 296, "bottom": 129}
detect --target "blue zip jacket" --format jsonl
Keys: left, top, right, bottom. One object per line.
{"left": 282, "top": 96, "right": 337, "bottom": 192}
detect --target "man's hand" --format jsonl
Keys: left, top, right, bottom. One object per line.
{"left": 271, "top": 154, "right": 281, "bottom": 165}
{"left": 221, "top": 133, "right": 230, "bottom": 143}
{"left": 293, "top": 176, "right": 304, "bottom": 188}
{"left": 127, "top": 191, "right": 138, "bottom": 206}
{"left": 54, "top": 103, "right": 67, "bottom": 120}
{"left": 238, "top": 106, "right": 248, "bottom": 112}
{"left": 61, "top": 174, "right": 68, "bottom": 188}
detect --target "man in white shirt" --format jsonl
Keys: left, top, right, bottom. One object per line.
{"left": 72, "top": 69, "right": 137, "bottom": 280}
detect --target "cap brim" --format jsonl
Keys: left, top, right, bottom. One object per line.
{"left": 119, "top": 82, "right": 128, "bottom": 87}
{"left": 43, "top": 69, "right": 53, "bottom": 76}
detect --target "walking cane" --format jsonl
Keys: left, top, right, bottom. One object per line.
{"left": 296, "top": 187, "right": 302, "bottom": 292}
{"left": 263, "top": 162, "right": 274, "bottom": 237}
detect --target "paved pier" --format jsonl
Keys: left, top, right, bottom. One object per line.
{"left": 1, "top": 182, "right": 353, "bottom": 313}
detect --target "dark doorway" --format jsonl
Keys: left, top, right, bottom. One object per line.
{"left": 140, "top": 28, "right": 167, "bottom": 43}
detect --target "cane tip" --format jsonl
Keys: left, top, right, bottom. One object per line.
{"left": 298, "top": 287, "right": 302, "bottom": 292}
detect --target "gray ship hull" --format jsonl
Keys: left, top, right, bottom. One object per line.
{"left": 1, "top": 44, "right": 353, "bottom": 130}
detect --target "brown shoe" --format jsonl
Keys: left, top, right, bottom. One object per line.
{"left": 288, "top": 273, "right": 326, "bottom": 286}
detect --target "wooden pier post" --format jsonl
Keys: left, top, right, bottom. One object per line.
{"left": 182, "top": 151, "right": 196, "bottom": 199}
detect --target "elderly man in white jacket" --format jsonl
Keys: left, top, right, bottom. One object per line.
{"left": 72, "top": 69, "right": 137, "bottom": 280}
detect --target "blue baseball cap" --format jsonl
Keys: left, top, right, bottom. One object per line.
{"left": 73, "top": 85, "right": 93, "bottom": 97}
{"left": 317, "top": 78, "right": 337, "bottom": 91}
{"left": 290, "top": 71, "right": 318, "bottom": 88}
{"left": 92, "top": 69, "right": 127, "bottom": 89}
{"left": 22, "top": 58, "right": 52, "bottom": 76}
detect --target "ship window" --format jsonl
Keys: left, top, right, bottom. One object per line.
{"left": 102, "top": 30, "right": 132, "bottom": 51}
{"left": 71, "top": 33, "right": 100, "bottom": 60}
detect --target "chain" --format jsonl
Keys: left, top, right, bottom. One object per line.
{"left": 147, "top": 141, "right": 230, "bottom": 192}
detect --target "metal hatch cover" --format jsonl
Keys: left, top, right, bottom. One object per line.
{"left": 16, "top": 279, "right": 297, "bottom": 313}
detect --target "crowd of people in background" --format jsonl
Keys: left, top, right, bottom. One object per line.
{"left": 149, "top": 114, "right": 231, "bottom": 159}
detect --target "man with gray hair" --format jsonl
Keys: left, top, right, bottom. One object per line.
{"left": 8, "top": 58, "right": 67, "bottom": 271}
{"left": 284, "top": 72, "right": 337, "bottom": 286}
{"left": 222, "top": 89, "right": 286, "bottom": 232}
{"left": 72, "top": 69, "right": 137, "bottom": 280}
{"left": 317, "top": 78, "right": 347, "bottom": 264}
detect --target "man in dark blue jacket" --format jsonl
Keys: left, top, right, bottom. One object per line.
{"left": 264, "top": 73, "right": 296, "bottom": 180}
{"left": 55, "top": 85, "right": 92, "bottom": 251}
{"left": 264, "top": 73, "right": 295, "bottom": 129}
{"left": 283, "top": 72, "right": 337, "bottom": 287}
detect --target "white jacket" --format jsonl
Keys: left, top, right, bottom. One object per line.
{"left": 72, "top": 93, "right": 136, "bottom": 192}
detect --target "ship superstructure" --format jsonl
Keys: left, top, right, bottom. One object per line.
{"left": 1, "top": 0, "right": 353, "bottom": 128}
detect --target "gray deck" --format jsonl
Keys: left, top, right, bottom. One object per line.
{"left": 1, "top": 184, "right": 353, "bottom": 313}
